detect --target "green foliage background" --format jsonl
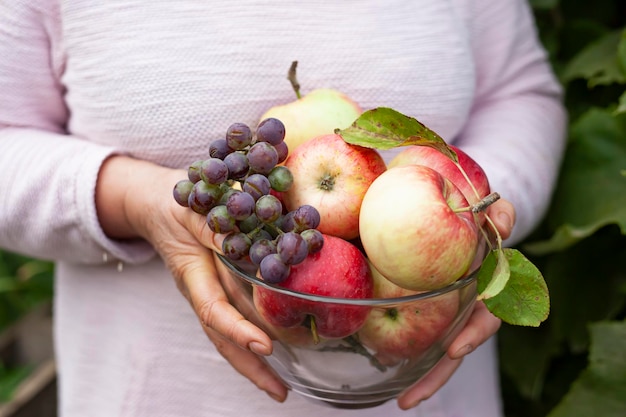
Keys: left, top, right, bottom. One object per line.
{"left": 500, "top": 0, "right": 626, "bottom": 416}
{"left": 1, "top": 0, "right": 625, "bottom": 413}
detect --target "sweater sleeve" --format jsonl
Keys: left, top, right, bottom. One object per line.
{"left": 452, "top": 0, "right": 567, "bottom": 246}
{"left": 0, "top": 1, "right": 155, "bottom": 264}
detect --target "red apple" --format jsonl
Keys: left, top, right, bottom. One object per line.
{"left": 359, "top": 165, "right": 479, "bottom": 291}
{"left": 357, "top": 262, "right": 460, "bottom": 364}
{"left": 388, "top": 145, "right": 490, "bottom": 205}
{"left": 253, "top": 234, "right": 373, "bottom": 340}
{"left": 283, "top": 134, "right": 387, "bottom": 240}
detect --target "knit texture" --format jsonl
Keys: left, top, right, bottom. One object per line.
{"left": 0, "top": 1, "right": 566, "bottom": 416}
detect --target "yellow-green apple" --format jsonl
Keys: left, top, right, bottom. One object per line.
{"left": 359, "top": 165, "right": 479, "bottom": 291}
{"left": 259, "top": 89, "right": 362, "bottom": 155}
{"left": 253, "top": 234, "right": 373, "bottom": 340}
{"left": 357, "top": 262, "right": 460, "bottom": 365}
{"left": 283, "top": 134, "right": 387, "bottom": 240}
{"left": 388, "top": 145, "right": 490, "bottom": 205}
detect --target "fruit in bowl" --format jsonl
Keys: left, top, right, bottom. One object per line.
{"left": 215, "top": 249, "right": 480, "bottom": 408}
{"left": 172, "top": 100, "right": 534, "bottom": 408}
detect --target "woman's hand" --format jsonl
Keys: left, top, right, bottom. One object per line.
{"left": 95, "top": 155, "right": 289, "bottom": 402}
{"left": 396, "top": 197, "right": 515, "bottom": 410}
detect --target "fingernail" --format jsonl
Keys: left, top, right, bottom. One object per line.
{"left": 267, "top": 390, "right": 285, "bottom": 403}
{"left": 248, "top": 341, "right": 271, "bottom": 356}
{"left": 498, "top": 212, "right": 512, "bottom": 232}
{"left": 453, "top": 344, "right": 473, "bottom": 359}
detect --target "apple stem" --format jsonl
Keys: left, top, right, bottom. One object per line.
{"left": 308, "top": 316, "right": 320, "bottom": 345}
{"left": 454, "top": 192, "right": 500, "bottom": 214}
{"left": 287, "top": 61, "right": 302, "bottom": 99}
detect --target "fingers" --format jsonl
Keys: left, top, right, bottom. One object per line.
{"left": 448, "top": 301, "right": 501, "bottom": 360}
{"left": 396, "top": 356, "right": 463, "bottom": 410}
{"left": 180, "top": 247, "right": 273, "bottom": 356}
{"left": 204, "top": 326, "right": 288, "bottom": 402}
{"left": 486, "top": 198, "right": 516, "bottom": 240}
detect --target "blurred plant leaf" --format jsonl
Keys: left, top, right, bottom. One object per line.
{"left": 498, "top": 323, "right": 558, "bottom": 400}
{"left": 547, "top": 320, "right": 626, "bottom": 417}
{"left": 524, "top": 108, "right": 626, "bottom": 255}
{"left": 540, "top": 229, "right": 626, "bottom": 353}
{"left": 616, "top": 91, "right": 626, "bottom": 114}
{"left": 562, "top": 30, "right": 625, "bottom": 86}
{"left": 477, "top": 249, "right": 550, "bottom": 327}
{"left": 336, "top": 107, "right": 458, "bottom": 162}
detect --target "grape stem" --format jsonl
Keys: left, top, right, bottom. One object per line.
{"left": 287, "top": 61, "right": 302, "bottom": 99}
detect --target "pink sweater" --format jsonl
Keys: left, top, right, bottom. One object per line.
{"left": 0, "top": 1, "right": 566, "bottom": 416}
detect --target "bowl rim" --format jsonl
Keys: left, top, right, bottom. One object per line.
{"left": 217, "top": 253, "right": 481, "bottom": 307}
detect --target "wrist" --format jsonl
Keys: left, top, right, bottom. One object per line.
{"left": 96, "top": 155, "right": 184, "bottom": 240}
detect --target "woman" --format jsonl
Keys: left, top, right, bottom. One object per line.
{"left": 0, "top": 0, "right": 566, "bottom": 416}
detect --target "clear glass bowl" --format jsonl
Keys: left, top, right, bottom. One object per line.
{"left": 215, "top": 247, "right": 483, "bottom": 409}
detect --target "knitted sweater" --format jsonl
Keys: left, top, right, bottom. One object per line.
{"left": 0, "top": 1, "right": 566, "bottom": 416}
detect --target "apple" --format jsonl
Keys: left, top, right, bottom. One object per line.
{"left": 283, "top": 133, "right": 387, "bottom": 240}
{"left": 260, "top": 88, "right": 362, "bottom": 155}
{"left": 357, "top": 262, "right": 460, "bottom": 364}
{"left": 253, "top": 234, "right": 374, "bottom": 340}
{"left": 359, "top": 165, "right": 479, "bottom": 291}
{"left": 388, "top": 144, "right": 490, "bottom": 205}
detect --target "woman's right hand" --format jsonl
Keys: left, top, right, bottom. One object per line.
{"left": 95, "top": 155, "right": 289, "bottom": 402}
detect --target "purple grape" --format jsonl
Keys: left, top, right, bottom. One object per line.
{"left": 187, "top": 160, "right": 204, "bottom": 183}
{"left": 279, "top": 211, "right": 296, "bottom": 232}
{"left": 201, "top": 158, "right": 229, "bottom": 185}
{"left": 206, "top": 205, "right": 236, "bottom": 234}
{"left": 247, "top": 142, "right": 278, "bottom": 175}
{"left": 276, "top": 232, "right": 309, "bottom": 265}
{"left": 249, "top": 238, "right": 276, "bottom": 265}
{"left": 256, "top": 118, "right": 286, "bottom": 146}
{"left": 259, "top": 253, "right": 290, "bottom": 283}
{"left": 224, "top": 152, "right": 249, "bottom": 180}
{"left": 292, "top": 205, "right": 321, "bottom": 231}
{"left": 226, "top": 191, "right": 256, "bottom": 220}
{"left": 188, "top": 181, "right": 222, "bottom": 215}
{"left": 274, "top": 141, "right": 289, "bottom": 164}
{"left": 226, "top": 122, "right": 253, "bottom": 150}
{"left": 173, "top": 179, "right": 194, "bottom": 207}
{"left": 209, "top": 139, "right": 234, "bottom": 160}
{"left": 255, "top": 194, "right": 283, "bottom": 223}
{"left": 243, "top": 173, "right": 270, "bottom": 201}
{"left": 300, "top": 229, "right": 324, "bottom": 254}
{"left": 222, "top": 232, "right": 252, "bottom": 261}
{"left": 267, "top": 165, "right": 293, "bottom": 192}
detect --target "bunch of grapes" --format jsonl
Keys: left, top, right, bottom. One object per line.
{"left": 172, "top": 118, "right": 324, "bottom": 284}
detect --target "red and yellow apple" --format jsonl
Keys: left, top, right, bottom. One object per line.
{"left": 388, "top": 144, "right": 490, "bottom": 205}
{"left": 359, "top": 165, "right": 479, "bottom": 291}
{"left": 253, "top": 234, "right": 374, "bottom": 340}
{"left": 260, "top": 88, "right": 362, "bottom": 154}
{"left": 357, "top": 262, "right": 460, "bottom": 364}
{"left": 283, "top": 134, "right": 387, "bottom": 240}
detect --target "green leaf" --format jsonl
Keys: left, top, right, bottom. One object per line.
{"left": 530, "top": 0, "right": 559, "bottom": 10}
{"left": 477, "top": 248, "right": 511, "bottom": 300}
{"left": 477, "top": 249, "right": 550, "bottom": 327}
{"left": 524, "top": 108, "right": 626, "bottom": 255}
{"left": 547, "top": 320, "right": 626, "bottom": 417}
{"left": 335, "top": 107, "right": 458, "bottom": 162}
{"left": 616, "top": 90, "right": 626, "bottom": 115}
{"left": 562, "top": 30, "right": 626, "bottom": 86}
{"left": 618, "top": 28, "right": 626, "bottom": 75}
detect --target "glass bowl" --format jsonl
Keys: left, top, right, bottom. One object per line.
{"left": 214, "top": 246, "right": 483, "bottom": 409}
